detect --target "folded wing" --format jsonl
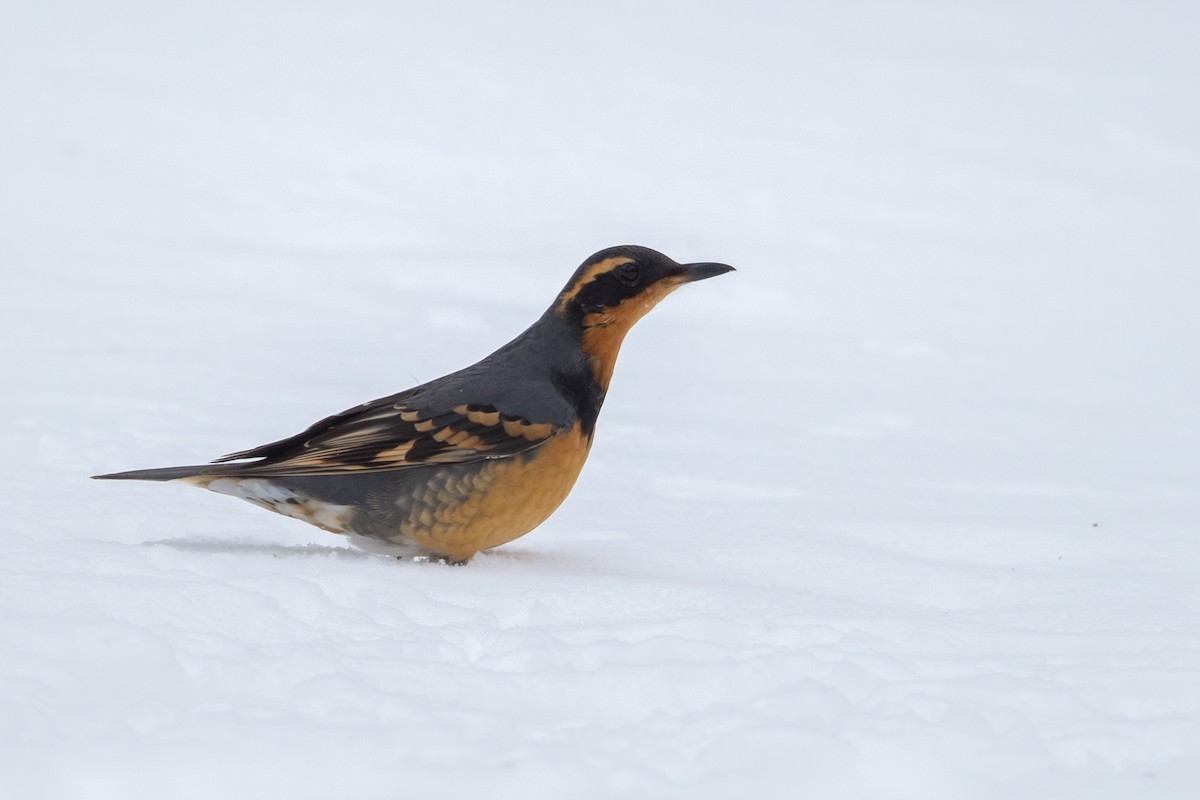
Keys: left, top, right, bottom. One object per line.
{"left": 215, "top": 396, "right": 560, "bottom": 476}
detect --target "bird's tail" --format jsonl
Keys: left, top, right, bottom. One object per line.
{"left": 91, "top": 464, "right": 236, "bottom": 482}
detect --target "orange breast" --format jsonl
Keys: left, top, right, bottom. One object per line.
{"left": 401, "top": 423, "right": 591, "bottom": 561}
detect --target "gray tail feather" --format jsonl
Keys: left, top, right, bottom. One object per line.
{"left": 91, "top": 464, "right": 239, "bottom": 482}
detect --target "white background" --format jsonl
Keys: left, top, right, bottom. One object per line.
{"left": 2, "top": 1, "right": 1198, "bottom": 797}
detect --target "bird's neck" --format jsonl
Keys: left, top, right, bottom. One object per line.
{"left": 580, "top": 319, "right": 634, "bottom": 392}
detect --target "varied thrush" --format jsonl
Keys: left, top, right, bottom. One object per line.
{"left": 94, "top": 246, "right": 735, "bottom": 563}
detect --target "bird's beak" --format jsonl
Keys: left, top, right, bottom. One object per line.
{"left": 675, "top": 262, "right": 736, "bottom": 283}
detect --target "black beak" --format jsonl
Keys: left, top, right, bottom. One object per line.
{"left": 677, "top": 262, "right": 736, "bottom": 282}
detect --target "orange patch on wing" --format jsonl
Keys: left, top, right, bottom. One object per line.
{"left": 501, "top": 417, "right": 553, "bottom": 441}
{"left": 375, "top": 441, "right": 417, "bottom": 462}
{"left": 468, "top": 409, "right": 501, "bottom": 426}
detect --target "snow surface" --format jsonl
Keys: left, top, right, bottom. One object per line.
{"left": 3, "top": 1, "right": 1199, "bottom": 797}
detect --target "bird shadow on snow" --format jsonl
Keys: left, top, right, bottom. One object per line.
{"left": 140, "top": 536, "right": 605, "bottom": 572}
{"left": 141, "top": 537, "right": 373, "bottom": 560}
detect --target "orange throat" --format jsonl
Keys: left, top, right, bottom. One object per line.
{"left": 579, "top": 278, "right": 683, "bottom": 390}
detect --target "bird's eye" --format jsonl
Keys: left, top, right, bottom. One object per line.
{"left": 617, "top": 263, "right": 640, "bottom": 286}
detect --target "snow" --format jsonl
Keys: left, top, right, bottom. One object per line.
{"left": 3, "top": 0, "right": 1199, "bottom": 797}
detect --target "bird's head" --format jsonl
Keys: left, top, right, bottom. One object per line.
{"left": 552, "top": 245, "right": 735, "bottom": 389}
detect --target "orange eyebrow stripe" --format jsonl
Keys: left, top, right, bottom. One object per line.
{"left": 556, "top": 257, "right": 634, "bottom": 312}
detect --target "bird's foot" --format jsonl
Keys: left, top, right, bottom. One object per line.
{"left": 407, "top": 550, "right": 469, "bottom": 566}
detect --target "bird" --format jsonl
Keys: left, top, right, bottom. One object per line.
{"left": 94, "top": 245, "right": 735, "bottom": 563}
